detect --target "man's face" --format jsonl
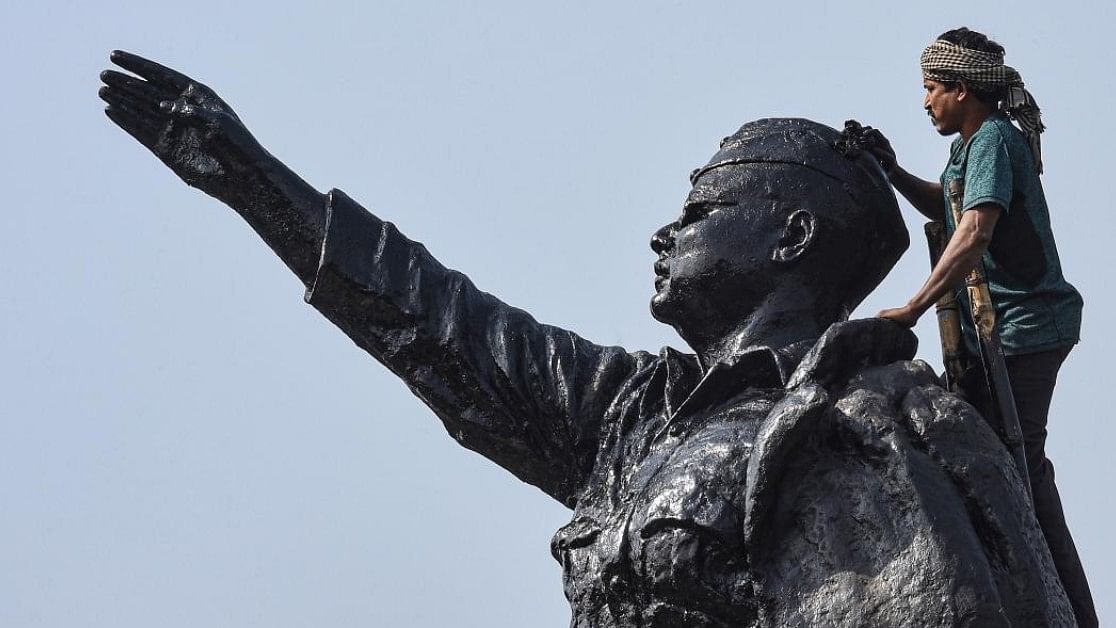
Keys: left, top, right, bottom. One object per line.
{"left": 923, "top": 78, "right": 963, "bottom": 136}
{"left": 649, "top": 164, "right": 784, "bottom": 328}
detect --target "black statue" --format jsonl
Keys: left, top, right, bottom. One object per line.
{"left": 100, "top": 51, "right": 1074, "bottom": 627}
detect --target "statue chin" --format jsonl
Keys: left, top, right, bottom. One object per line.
{"left": 648, "top": 288, "right": 684, "bottom": 328}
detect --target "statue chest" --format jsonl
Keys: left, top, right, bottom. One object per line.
{"left": 551, "top": 389, "right": 780, "bottom": 627}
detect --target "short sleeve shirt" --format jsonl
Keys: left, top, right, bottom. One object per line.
{"left": 940, "top": 113, "right": 1083, "bottom": 355}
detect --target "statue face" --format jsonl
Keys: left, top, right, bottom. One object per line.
{"left": 649, "top": 164, "right": 785, "bottom": 329}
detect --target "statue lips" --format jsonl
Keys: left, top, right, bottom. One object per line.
{"left": 653, "top": 257, "right": 670, "bottom": 290}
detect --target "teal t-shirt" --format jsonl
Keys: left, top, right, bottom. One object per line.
{"left": 940, "top": 113, "right": 1083, "bottom": 355}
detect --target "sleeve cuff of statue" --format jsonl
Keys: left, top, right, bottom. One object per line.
{"left": 304, "top": 188, "right": 385, "bottom": 305}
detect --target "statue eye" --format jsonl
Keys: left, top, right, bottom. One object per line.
{"left": 679, "top": 201, "right": 729, "bottom": 228}
{"left": 679, "top": 203, "right": 710, "bottom": 228}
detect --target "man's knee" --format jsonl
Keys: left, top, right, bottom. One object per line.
{"left": 1027, "top": 451, "right": 1055, "bottom": 486}
{"left": 1022, "top": 428, "right": 1050, "bottom": 471}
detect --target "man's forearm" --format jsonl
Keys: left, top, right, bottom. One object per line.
{"left": 888, "top": 165, "right": 944, "bottom": 222}
{"left": 905, "top": 206, "right": 999, "bottom": 315}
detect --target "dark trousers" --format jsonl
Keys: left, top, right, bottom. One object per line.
{"left": 964, "top": 346, "right": 1097, "bottom": 627}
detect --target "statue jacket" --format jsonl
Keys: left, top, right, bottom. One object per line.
{"left": 305, "top": 190, "right": 1074, "bottom": 628}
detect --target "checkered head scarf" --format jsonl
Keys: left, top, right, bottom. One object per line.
{"left": 921, "top": 39, "right": 1045, "bottom": 173}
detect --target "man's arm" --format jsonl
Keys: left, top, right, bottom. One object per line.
{"left": 877, "top": 203, "right": 1001, "bottom": 327}
{"left": 887, "top": 165, "right": 945, "bottom": 222}
{"left": 859, "top": 126, "right": 944, "bottom": 221}
{"left": 100, "top": 51, "right": 651, "bottom": 506}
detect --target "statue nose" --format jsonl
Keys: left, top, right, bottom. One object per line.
{"left": 651, "top": 224, "right": 675, "bottom": 254}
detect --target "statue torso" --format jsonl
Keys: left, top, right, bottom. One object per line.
{"left": 552, "top": 350, "right": 785, "bottom": 628}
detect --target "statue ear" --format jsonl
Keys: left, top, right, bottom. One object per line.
{"left": 772, "top": 209, "right": 816, "bottom": 263}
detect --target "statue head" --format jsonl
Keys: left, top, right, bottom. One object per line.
{"left": 650, "top": 118, "right": 908, "bottom": 350}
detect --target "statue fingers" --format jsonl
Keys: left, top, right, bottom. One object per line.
{"left": 100, "top": 69, "right": 174, "bottom": 108}
{"left": 110, "top": 50, "right": 192, "bottom": 92}
{"left": 103, "top": 98, "right": 161, "bottom": 148}
{"left": 98, "top": 84, "right": 163, "bottom": 120}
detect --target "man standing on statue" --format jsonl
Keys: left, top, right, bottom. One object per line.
{"left": 867, "top": 27, "right": 1095, "bottom": 627}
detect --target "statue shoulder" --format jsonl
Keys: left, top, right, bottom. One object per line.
{"left": 785, "top": 318, "right": 919, "bottom": 390}
{"left": 752, "top": 359, "right": 1071, "bottom": 626}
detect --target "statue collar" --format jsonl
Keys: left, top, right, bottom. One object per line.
{"left": 657, "top": 318, "right": 918, "bottom": 420}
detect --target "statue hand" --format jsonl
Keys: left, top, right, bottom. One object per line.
{"left": 99, "top": 50, "right": 266, "bottom": 206}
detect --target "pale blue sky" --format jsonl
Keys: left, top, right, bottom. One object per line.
{"left": 2, "top": 1, "right": 1113, "bottom": 626}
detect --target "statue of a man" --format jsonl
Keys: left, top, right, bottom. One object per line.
{"left": 99, "top": 51, "right": 1074, "bottom": 627}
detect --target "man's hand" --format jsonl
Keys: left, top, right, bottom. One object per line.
{"left": 879, "top": 205, "right": 1000, "bottom": 331}
{"left": 99, "top": 50, "right": 267, "bottom": 208}
{"left": 859, "top": 125, "right": 897, "bottom": 176}
{"left": 857, "top": 124, "right": 947, "bottom": 221}
{"left": 876, "top": 304, "right": 923, "bottom": 328}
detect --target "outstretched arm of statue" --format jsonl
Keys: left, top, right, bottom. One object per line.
{"left": 100, "top": 51, "right": 650, "bottom": 506}
{"left": 99, "top": 50, "right": 326, "bottom": 286}
{"left": 306, "top": 189, "right": 654, "bottom": 505}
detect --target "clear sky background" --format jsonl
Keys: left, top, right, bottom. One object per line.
{"left": 2, "top": 1, "right": 1113, "bottom": 626}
